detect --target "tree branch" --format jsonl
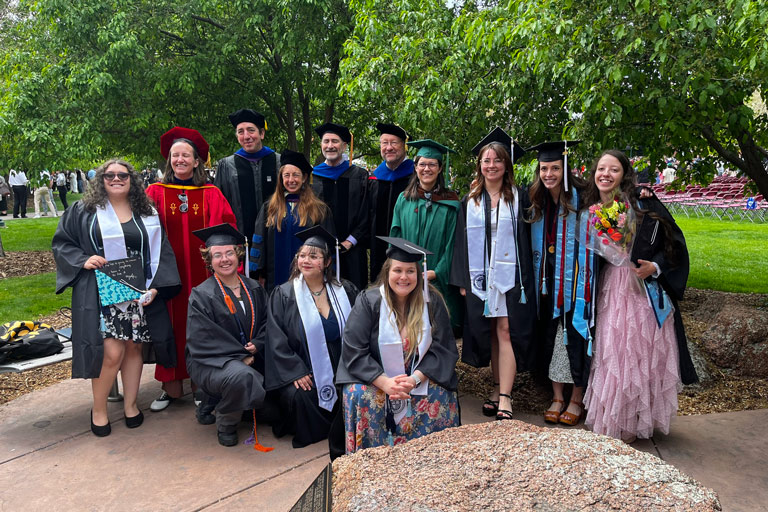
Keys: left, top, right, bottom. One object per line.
{"left": 701, "top": 125, "right": 744, "bottom": 169}
{"left": 159, "top": 30, "right": 183, "bottom": 43}
{"left": 191, "top": 15, "right": 225, "bottom": 30}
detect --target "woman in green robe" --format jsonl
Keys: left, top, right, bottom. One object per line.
{"left": 390, "top": 139, "right": 463, "bottom": 333}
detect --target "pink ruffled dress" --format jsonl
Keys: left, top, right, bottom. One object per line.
{"left": 584, "top": 264, "right": 682, "bottom": 439}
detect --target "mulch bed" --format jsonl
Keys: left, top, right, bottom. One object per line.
{"left": 0, "top": 251, "right": 56, "bottom": 278}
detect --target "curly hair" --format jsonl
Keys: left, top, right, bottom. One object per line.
{"left": 81, "top": 159, "right": 155, "bottom": 216}
{"left": 199, "top": 244, "right": 245, "bottom": 273}
{"left": 161, "top": 138, "right": 208, "bottom": 186}
{"left": 468, "top": 142, "right": 517, "bottom": 205}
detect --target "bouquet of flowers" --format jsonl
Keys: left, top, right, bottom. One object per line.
{"left": 584, "top": 197, "right": 636, "bottom": 266}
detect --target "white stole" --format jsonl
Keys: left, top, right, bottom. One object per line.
{"left": 95, "top": 201, "right": 162, "bottom": 311}
{"left": 466, "top": 192, "right": 519, "bottom": 303}
{"left": 293, "top": 276, "right": 351, "bottom": 411}
{"left": 377, "top": 285, "right": 431, "bottom": 424}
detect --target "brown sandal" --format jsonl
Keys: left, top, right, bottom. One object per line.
{"left": 543, "top": 399, "right": 565, "bottom": 424}
{"left": 559, "top": 401, "right": 584, "bottom": 426}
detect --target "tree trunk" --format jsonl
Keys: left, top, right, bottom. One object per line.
{"left": 0, "top": 233, "right": 6, "bottom": 257}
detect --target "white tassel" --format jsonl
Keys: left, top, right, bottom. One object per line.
{"left": 423, "top": 257, "right": 429, "bottom": 302}
{"left": 563, "top": 140, "right": 569, "bottom": 192}
{"left": 244, "top": 235, "right": 250, "bottom": 279}
{"left": 335, "top": 241, "right": 341, "bottom": 281}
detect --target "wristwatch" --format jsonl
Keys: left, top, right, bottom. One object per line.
{"left": 411, "top": 374, "right": 422, "bottom": 387}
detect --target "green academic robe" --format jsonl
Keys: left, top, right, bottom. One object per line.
{"left": 390, "top": 192, "right": 463, "bottom": 331}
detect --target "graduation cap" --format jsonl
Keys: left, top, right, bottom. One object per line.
{"left": 160, "top": 126, "right": 209, "bottom": 162}
{"left": 279, "top": 149, "right": 313, "bottom": 175}
{"left": 315, "top": 122, "right": 352, "bottom": 144}
{"left": 376, "top": 122, "right": 409, "bottom": 142}
{"left": 295, "top": 225, "right": 341, "bottom": 279}
{"left": 526, "top": 140, "right": 582, "bottom": 191}
{"left": 408, "top": 139, "right": 455, "bottom": 162}
{"left": 378, "top": 236, "right": 433, "bottom": 302}
{"left": 193, "top": 223, "right": 250, "bottom": 276}
{"left": 471, "top": 127, "right": 526, "bottom": 164}
{"left": 228, "top": 109, "right": 267, "bottom": 130}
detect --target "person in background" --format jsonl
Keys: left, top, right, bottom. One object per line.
{"left": 52, "top": 159, "right": 180, "bottom": 436}
{"left": 76, "top": 169, "right": 85, "bottom": 194}
{"left": 265, "top": 226, "right": 358, "bottom": 453}
{"left": 311, "top": 122, "right": 370, "bottom": 290}
{"left": 69, "top": 169, "right": 79, "bottom": 194}
{"left": 9, "top": 169, "right": 28, "bottom": 218}
{"left": 145, "top": 126, "right": 237, "bottom": 412}
{"left": 185, "top": 223, "right": 270, "bottom": 447}
{"left": 33, "top": 170, "right": 57, "bottom": 218}
{"left": 450, "top": 127, "right": 536, "bottom": 421}
{"left": 56, "top": 170, "right": 70, "bottom": 210}
{"left": 338, "top": 237, "right": 460, "bottom": 453}
{"left": 0, "top": 173, "right": 11, "bottom": 216}
{"left": 390, "top": 139, "right": 463, "bottom": 334}
{"left": 250, "top": 149, "right": 334, "bottom": 291}
{"left": 215, "top": 109, "right": 280, "bottom": 245}
{"left": 369, "top": 123, "right": 415, "bottom": 282}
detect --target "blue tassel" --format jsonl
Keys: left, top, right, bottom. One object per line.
{"left": 563, "top": 327, "right": 568, "bottom": 346}
{"left": 542, "top": 279, "right": 547, "bottom": 295}
{"left": 483, "top": 300, "right": 490, "bottom": 316}
{"left": 387, "top": 432, "right": 394, "bottom": 447}
{"left": 519, "top": 286, "right": 527, "bottom": 304}
{"left": 587, "top": 335, "right": 593, "bottom": 357}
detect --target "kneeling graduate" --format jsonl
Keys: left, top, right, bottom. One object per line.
{"left": 265, "top": 226, "right": 358, "bottom": 451}
{"left": 186, "top": 223, "right": 270, "bottom": 447}
{"left": 337, "top": 237, "right": 460, "bottom": 453}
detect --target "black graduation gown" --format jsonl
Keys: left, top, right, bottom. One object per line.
{"left": 532, "top": 191, "right": 592, "bottom": 388}
{"left": 251, "top": 202, "right": 336, "bottom": 292}
{"left": 369, "top": 175, "right": 411, "bottom": 282}
{"left": 449, "top": 190, "right": 537, "bottom": 371}
{"left": 52, "top": 201, "right": 181, "bottom": 379}
{"left": 185, "top": 275, "right": 269, "bottom": 413}
{"left": 265, "top": 279, "right": 359, "bottom": 448}
{"left": 311, "top": 166, "right": 371, "bottom": 290}
{"left": 214, "top": 152, "right": 279, "bottom": 242}
{"left": 336, "top": 288, "right": 459, "bottom": 391}
{"left": 631, "top": 193, "right": 698, "bottom": 385}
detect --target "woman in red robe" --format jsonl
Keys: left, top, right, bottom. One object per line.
{"left": 146, "top": 127, "right": 237, "bottom": 411}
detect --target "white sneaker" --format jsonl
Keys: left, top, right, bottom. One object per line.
{"left": 33, "top": 214, "right": 41, "bottom": 218}
{"left": 150, "top": 392, "right": 174, "bottom": 412}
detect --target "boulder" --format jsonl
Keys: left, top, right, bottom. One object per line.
{"left": 700, "top": 304, "right": 768, "bottom": 378}
{"left": 332, "top": 421, "right": 721, "bottom": 512}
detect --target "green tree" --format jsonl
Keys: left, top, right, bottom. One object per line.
{"left": 0, "top": 0, "right": 355, "bottom": 169}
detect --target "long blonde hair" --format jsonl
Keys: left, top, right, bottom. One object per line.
{"left": 376, "top": 258, "right": 427, "bottom": 361}
{"left": 265, "top": 173, "right": 328, "bottom": 230}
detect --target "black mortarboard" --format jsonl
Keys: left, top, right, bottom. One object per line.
{"left": 471, "top": 127, "right": 526, "bottom": 163}
{"left": 376, "top": 122, "right": 409, "bottom": 142}
{"left": 526, "top": 140, "right": 582, "bottom": 162}
{"left": 228, "top": 109, "right": 267, "bottom": 130}
{"left": 378, "top": 236, "right": 432, "bottom": 263}
{"left": 296, "top": 225, "right": 341, "bottom": 278}
{"left": 315, "top": 123, "right": 352, "bottom": 143}
{"left": 192, "top": 223, "right": 246, "bottom": 247}
{"left": 527, "top": 140, "right": 582, "bottom": 191}
{"left": 280, "top": 149, "right": 313, "bottom": 175}
{"left": 296, "top": 225, "right": 337, "bottom": 252}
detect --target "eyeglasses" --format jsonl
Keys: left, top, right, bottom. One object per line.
{"left": 103, "top": 172, "right": 130, "bottom": 181}
{"left": 416, "top": 162, "right": 439, "bottom": 170}
{"left": 178, "top": 192, "right": 189, "bottom": 213}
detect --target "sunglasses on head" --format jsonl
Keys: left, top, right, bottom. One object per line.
{"left": 103, "top": 172, "right": 130, "bottom": 181}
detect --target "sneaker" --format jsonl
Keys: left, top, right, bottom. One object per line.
{"left": 33, "top": 214, "right": 41, "bottom": 218}
{"left": 193, "top": 389, "right": 204, "bottom": 407}
{"left": 150, "top": 392, "right": 174, "bottom": 412}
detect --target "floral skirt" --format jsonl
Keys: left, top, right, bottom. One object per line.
{"left": 101, "top": 302, "right": 150, "bottom": 343}
{"left": 584, "top": 265, "right": 682, "bottom": 439}
{"left": 343, "top": 380, "right": 459, "bottom": 454}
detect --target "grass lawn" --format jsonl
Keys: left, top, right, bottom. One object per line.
{"left": 1, "top": 217, "right": 61, "bottom": 251}
{"left": 675, "top": 216, "right": 768, "bottom": 294}
{"left": 0, "top": 272, "right": 71, "bottom": 323}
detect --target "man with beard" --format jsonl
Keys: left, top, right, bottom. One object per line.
{"left": 311, "top": 122, "right": 370, "bottom": 289}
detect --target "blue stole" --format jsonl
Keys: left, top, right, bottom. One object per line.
{"left": 313, "top": 161, "right": 350, "bottom": 181}
{"left": 235, "top": 146, "right": 275, "bottom": 162}
{"left": 531, "top": 189, "right": 596, "bottom": 353}
{"left": 636, "top": 200, "right": 673, "bottom": 329}
{"left": 373, "top": 159, "right": 414, "bottom": 182}
{"left": 273, "top": 195, "right": 303, "bottom": 286}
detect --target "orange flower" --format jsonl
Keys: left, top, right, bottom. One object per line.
{"left": 610, "top": 232, "right": 622, "bottom": 242}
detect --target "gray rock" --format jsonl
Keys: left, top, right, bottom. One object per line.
{"left": 332, "top": 421, "right": 721, "bottom": 512}
{"left": 700, "top": 304, "right": 768, "bottom": 378}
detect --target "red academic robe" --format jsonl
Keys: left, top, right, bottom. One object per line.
{"left": 146, "top": 183, "right": 237, "bottom": 381}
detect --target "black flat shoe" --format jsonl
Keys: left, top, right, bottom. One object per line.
{"left": 125, "top": 410, "right": 144, "bottom": 429}
{"left": 218, "top": 430, "right": 238, "bottom": 447}
{"left": 91, "top": 410, "right": 111, "bottom": 437}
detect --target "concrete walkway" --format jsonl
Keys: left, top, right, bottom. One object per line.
{"left": 1, "top": 370, "right": 765, "bottom": 511}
